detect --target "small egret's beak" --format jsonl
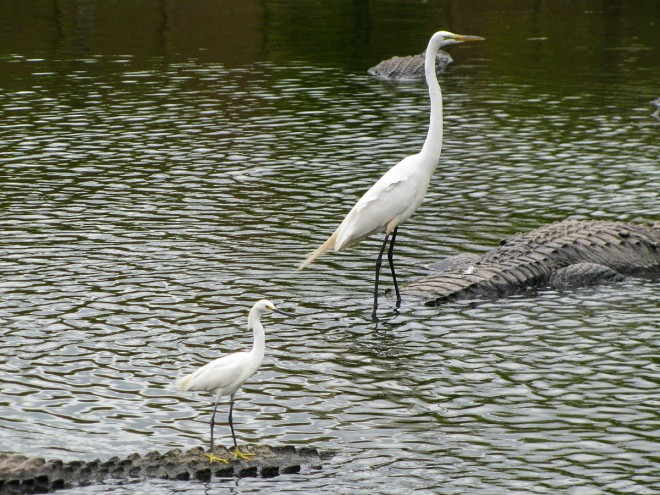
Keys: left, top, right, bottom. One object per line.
{"left": 272, "top": 308, "right": 295, "bottom": 317}
{"left": 453, "top": 34, "right": 485, "bottom": 43}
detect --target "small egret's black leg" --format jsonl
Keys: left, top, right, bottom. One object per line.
{"left": 372, "top": 232, "right": 391, "bottom": 321}
{"left": 387, "top": 227, "right": 401, "bottom": 308}
{"left": 209, "top": 395, "right": 219, "bottom": 450}
{"left": 203, "top": 395, "right": 228, "bottom": 463}
{"left": 228, "top": 395, "right": 237, "bottom": 451}
{"left": 227, "top": 394, "right": 255, "bottom": 460}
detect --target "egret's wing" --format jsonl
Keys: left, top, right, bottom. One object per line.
{"left": 177, "top": 352, "right": 249, "bottom": 393}
{"left": 335, "top": 159, "right": 427, "bottom": 249}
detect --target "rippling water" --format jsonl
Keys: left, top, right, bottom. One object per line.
{"left": 1, "top": 5, "right": 659, "bottom": 494}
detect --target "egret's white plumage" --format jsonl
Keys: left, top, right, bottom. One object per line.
{"left": 178, "top": 350, "right": 259, "bottom": 397}
{"left": 178, "top": 299, "right": 290, "bottom": 463}
{"left": 298, "top": 30, "right": 484, "bottom": 319}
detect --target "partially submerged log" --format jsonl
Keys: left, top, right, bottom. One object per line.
{"left": 403, "top": 220, "right": 659, "bottom": 306}
{"left": 368, "top": 51, "right": 452, "bottom": 80}
{"left": 0, "top": 445, "right": 331, "bottom": 494}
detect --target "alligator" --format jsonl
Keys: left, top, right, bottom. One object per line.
{"left": 402, "top": 219, "right": 659, "bottom": 306}
{"left": 0, "top": 445, "right": 331, "bottom": 494}
{"left": 368, "top": 50, "right": 452, "bottom": 80}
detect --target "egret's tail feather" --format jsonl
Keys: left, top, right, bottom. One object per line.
{"left": 177, "top": 374, "right": 193, "bottom": 391}
{"left": 298, "top": 232, "right": 338, "bottom": 270}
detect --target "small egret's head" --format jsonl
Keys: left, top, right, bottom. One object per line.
{"left": 432, "top": 30, "right": 485, "bottom": 48}
{"left": 254, "top": 299, "right": 294, "bottom": 317}
{"left": 261, "top": 300, "right": 276, "bottom": 312}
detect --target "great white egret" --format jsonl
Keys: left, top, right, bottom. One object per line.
{"left": 298, "top": 31, "right": 485, "bottom": 320}
{"left": 177, "top": 299, "right": 292, "bottom": 463}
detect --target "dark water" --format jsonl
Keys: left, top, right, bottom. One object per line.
{"left": 1, "top": 1, "right": 658, "bottom": 494}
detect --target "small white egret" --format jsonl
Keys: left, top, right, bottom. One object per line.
{"left": 298, "top": 31, "right": 484, "bottom": 320}
{"left": 178, "top": 299, "right": 292, "bottom": 463}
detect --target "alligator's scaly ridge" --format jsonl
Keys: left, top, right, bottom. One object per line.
{"left": 0, "top": 446, "right": 331, "bottom": 494}
{"left": 402, "top": 220, "right": 659, "bottom": 305}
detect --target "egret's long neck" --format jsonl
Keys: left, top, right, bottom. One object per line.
{"left": 247, "top": 311, "right": 266, "bottom": 360}
{"left": 419, "top": 40, "right": 443, "bottom": 163}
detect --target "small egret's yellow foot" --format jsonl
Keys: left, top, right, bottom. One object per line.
{"left": 203, "top": 453, "right": 229, "bottom": 464}
{"left": 232, "top": 448, "right": 255, "bottom": 461}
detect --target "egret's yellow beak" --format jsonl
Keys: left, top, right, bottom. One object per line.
{"left": 453, "top": 34, "right": 486, "bottom": 43}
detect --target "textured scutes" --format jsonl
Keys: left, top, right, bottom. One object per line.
{"left": 368, "top": 51, "right": 453, "bottom": 80}
{"left": 427, "top": 253, "right": 481, "bottom": 273}
{"left": 403, "top": 220, "right": 659, "bottom": 306}
{"left": 549, "top": 263, "right": 626, "bottom": 289}
{"left": 0, "top": 446, "right": 332, "bottom": 494}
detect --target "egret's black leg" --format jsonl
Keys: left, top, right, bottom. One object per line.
{"left": 372, "top": 232, "right": 391, "bottom": 321}
{"left": 387, "top": 227, "right": 401, "bottom": 308}
{"left": 209, "top": 395, "right": 220, "bottom": 450}
{"left": 227, "top": 394, "right": 255, "bottom": 460}
{"left": 203, "top": 395, "right": 228, "bottom": 463}
{"left": 228, "top": 395, "right": 237, "bottom": 450}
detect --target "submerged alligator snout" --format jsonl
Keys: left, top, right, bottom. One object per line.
{"left": 402, "top": 219, "right": 659, "bottom": 305}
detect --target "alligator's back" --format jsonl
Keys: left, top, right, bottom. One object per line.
{"left": 368, "top": 51, "right": 452, "bottom": 80}
{"left": 402, "top": 220, "right": 659, "bottom": 306}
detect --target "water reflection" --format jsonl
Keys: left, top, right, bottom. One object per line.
{"left": 1, "top": 4, "right": 659, "bottom": 494}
